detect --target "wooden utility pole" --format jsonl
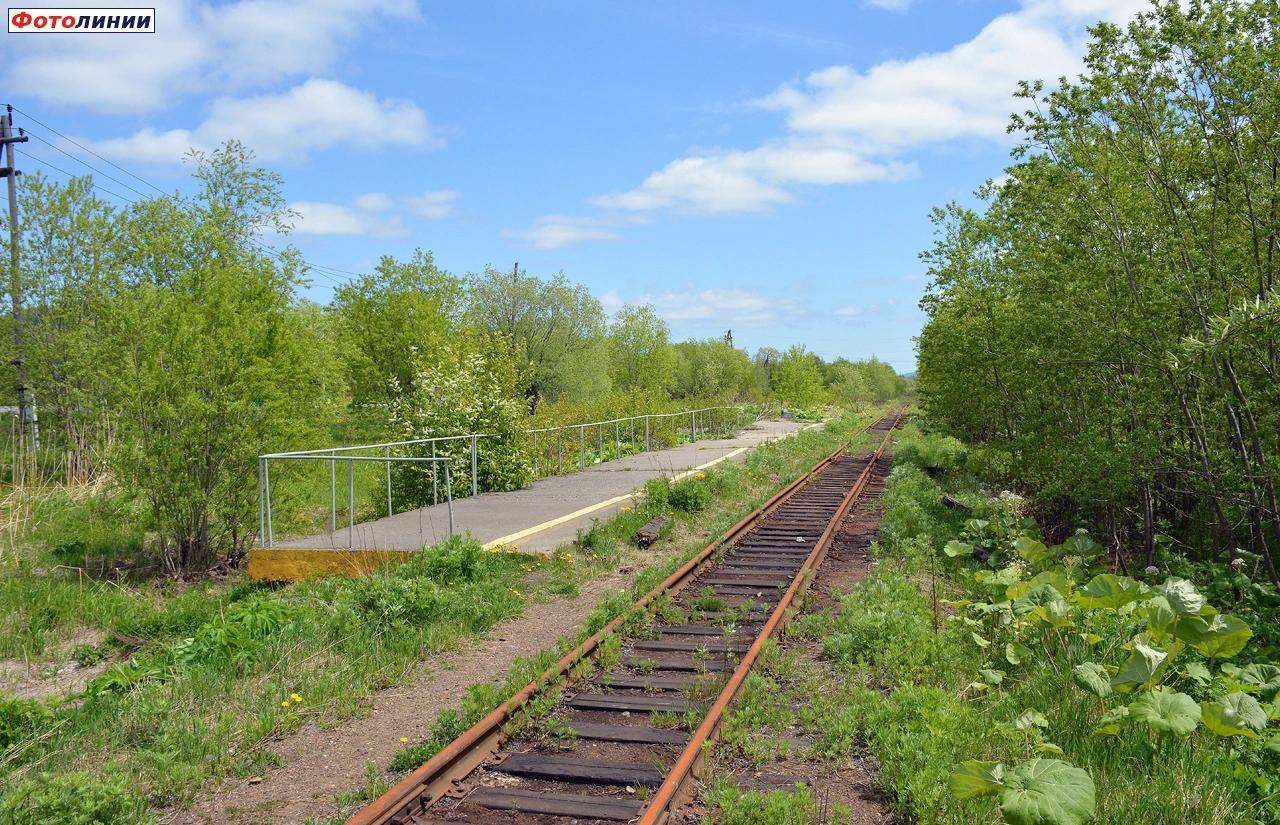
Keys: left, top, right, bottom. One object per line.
{"left": 1, "top": 104, "right": 36, "bottom": 451}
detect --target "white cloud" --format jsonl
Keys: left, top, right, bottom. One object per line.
{"left": 587, "top": 0, "right": 1149, "bottom": 221}
{"left": 291, "top": 200, "right": 408, "bottom": 239}
{"left": 758, "top": 0, "right": 1149, "bottom": 151}
{"left": 403, "top": 190, "right": 459, "bottom": 220}
{"left": 864, "top": 0, "right": 915, "bottom": 11}
{"left": 599, "top": 289, "right": 626, "bottom": 315}
{"left": 592, "top": 139, "right": 916, "bottom": 215}
{"left": 643, "top": 288, "right": 807, "bottom": 325}
{"left": 755, "top": 20, "right": 1071, "bottom": 150}
{"left": 354, "top": 192, "right": 396, "bottom": 212}
{"left": 833, "top": 300, "right": 896, "bottom": 318}
{"left": 290, "top": 188, "right": 457, "bottom": 238}
{"left": 3, "top": 0, "right": 418, "bottom": 113}
{"left": 502, "top": 215, "right": 625, "bottom": 249}
{"left": 84, "top": 79, "right": 441, "bottom": 165}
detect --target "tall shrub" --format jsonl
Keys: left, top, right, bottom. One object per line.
{"left": 110, "top": 143, "right": 330, "bottom": 572}
{"left": 388, "top": 333, "right": 531, "bottom": 508}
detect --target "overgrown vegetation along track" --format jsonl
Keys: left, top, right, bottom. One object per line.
{"left": 348, "top": 409, "right": 902, "bottom": 825}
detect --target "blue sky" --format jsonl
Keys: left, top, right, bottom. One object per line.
{"left": 3, "top": 0, "right": 1150, "bottom": 371}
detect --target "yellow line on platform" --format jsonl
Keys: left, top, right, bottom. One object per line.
{"left": 481, "top": 492, "right": 638, "bottom": 549}
{"left": 483, "top": 445, "right": 751, "bottom": 550}
{"left": 482, "top": 421, "right": 826, "bottom": 550}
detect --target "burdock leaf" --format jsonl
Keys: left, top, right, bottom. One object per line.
{"left": 1015, "top": 709, "right": 1050, "bottom": 731}
{"left": 1076, "top": 574, "right": 1145, "bottom": 610}
{"left": 1110, "top": 642, "right": 1167, "bottom": 688}
{"left": 1201, "top": 693, "right": 1267, "bottom": 738}
{"left": 1160, "top": 578, "right": 1205, "bottom": 615}
{"left": 999, "top": 759, "right": 1096, "bottom": 825}
{"left": 1174, "top": 614, "right": 1252, "bottom": 660}
{"left": 949, "top": 760, "right": 1005, "bottom": 800}
{"left": 1007, "top": 642, "right": 1034, "bottom": 666}
{"left": 1238, "top": 663, "right": 1280, "bottom": 700}
{"left": 1129, "top": 687, "right": 1200, "bottom": 736}
{"left": 1072, "top": 662, "right": 1112, "bottom": 698}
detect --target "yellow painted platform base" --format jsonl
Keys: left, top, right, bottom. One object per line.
{"left": 248, "top": 547, "right": 416, "bottom": 582}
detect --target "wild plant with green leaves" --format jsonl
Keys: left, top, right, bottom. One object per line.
{"left": 821, "top": 426, "right": 1274, "bottom": 825}
{"left": 944, "top": 520, "right": 1280, "bottom": 823}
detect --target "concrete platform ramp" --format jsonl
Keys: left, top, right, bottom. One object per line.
{"left": 249, "top": 418, "right": 820, "bottom": 581}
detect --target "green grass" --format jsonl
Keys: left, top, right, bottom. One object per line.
{"left": 805, "top": 425, "right": 1272, "bottom": 825}
{"left": 0, "top": 406, "right": 894, "bottom": 824}
{"left": 701, "top": 781, "right": 829, "bottom": 825}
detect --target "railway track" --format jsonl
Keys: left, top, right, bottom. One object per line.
{"left": 349, "top": 409, "right": 903, "bottom": 825}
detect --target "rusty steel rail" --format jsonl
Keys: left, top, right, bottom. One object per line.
{"left": 637, "top": 406, "right": 902, "bottom": 824}
{"left": 347, "top": 408, "right": 903, "bottom": 825}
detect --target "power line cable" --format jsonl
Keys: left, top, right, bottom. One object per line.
{"left": 8, "top": 106, "right": 365, "bottom": 288}
{"left": 23, "top": 129, "right": 154, "bottom": 200}
{"left": 7, "top": 103, "right": 167, "bottom": 195}
{"left": 21, "top": 153, "right": 140, "bottom": 205}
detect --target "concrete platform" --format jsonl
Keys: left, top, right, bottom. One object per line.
{"left": 250, "top": 418, "right": 819, "bottom": 580}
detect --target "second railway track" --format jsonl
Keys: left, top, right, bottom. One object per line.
{"left": 350, "top": 409, "right": 904, "bottom": 825}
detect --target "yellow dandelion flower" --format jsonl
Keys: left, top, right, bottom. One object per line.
{"left": 400, "top": 737, "right": 409, "bottom": 743}
{"left": 281, "top": 701, "right": 290, "bottom": 707}
{"left": 291, "top": 693, "right": 302, "bottom": 703}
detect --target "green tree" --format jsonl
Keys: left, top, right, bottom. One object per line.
{"left": 670, "top": 339, "right": 759, "bottom": 400}
{"left": 770, "top": 345, "right": 826, "bottom": 409}
{"left": 916, "top": 0, "right": 1280, "bottom": 581}
{"left": 608, "top": 304, "right": 674, "bottom": 395}
{"left": 753, "top": 347, "right": 782, "bottom": 388}
{"left": 11, "top": 173, "right": 127, "bottom": 479}
{"left": 824, "top": 358, "right": 872, "bottom": 406}
{"left": 465, "top": 264, "right": 608, "bottom": 411}
{"left": 331, "top": 249, "right": 463, "bottom": 410}
{"left": 110, "top": 143, "right": 332, "bottom": 572}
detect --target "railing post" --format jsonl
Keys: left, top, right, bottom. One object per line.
{"left": 431, "top": 440, "right": 438, "bottom": 506}
{"left": 385, "top": 446, "right": 393, "bottom": 518}
{"left": 579, "top": 425, "right": 585, "bottom": 469}
{"left": 470, "top": 434, "right": 479, "bottom": 498}
{"left": 348, "top": 458, "right": 355, "bottom": 549}
{"left": 615, "top": 420, "right": 620, "bottom": 458}
{"left": 597, "top": 423, "right": 603, "bottom": 458}
{"left": 444, "top": 461, "right": 454, "bottom": 538}
{"left": 645, "top": 415, "right": 650, "bottom": 451}
{"left": 691, "top": 411, "right": 696, "bottom": 442}
{"left": 532, "top": 430, "right": 538, "bottom": 478}
{"left": 329, "top": 450, "right": 337, "bottom": 533}
{"left": 264, "top": 458, "right": 274, "bottom": 547}
{"left": 258, "top": 457, "right": 266, "bottom": 548}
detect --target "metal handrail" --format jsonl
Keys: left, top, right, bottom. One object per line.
{"left": 261, "top": 405, "right": 758, "bottom": 457}
{"left": 256, "top": 403, "right": 770, "bottom": 548}
{"left": 258, "top": 455, "right": 453, "bottom": 549}
{"left": 260, "top": 432, "right": 484, "bottom": 458}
